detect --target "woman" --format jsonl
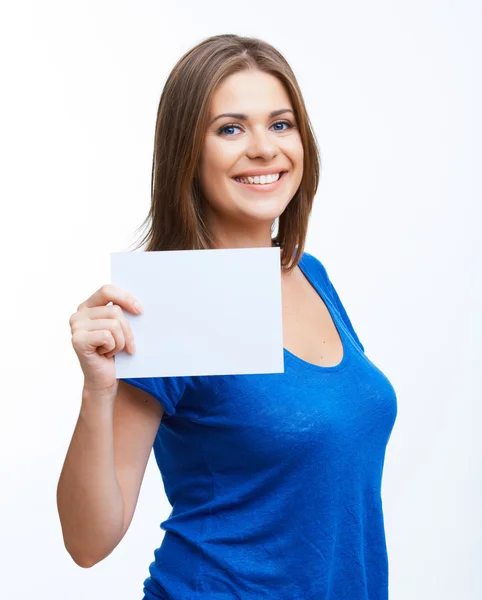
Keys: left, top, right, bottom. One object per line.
{"left": 57, "top": 34, "right": 398, "bottom": 599}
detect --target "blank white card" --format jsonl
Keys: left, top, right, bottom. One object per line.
{"left": 110, "top": 247, "right": 285, "bottom": 378}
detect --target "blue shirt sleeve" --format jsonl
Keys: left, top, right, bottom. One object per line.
{"left": 119, "top": 376, "right": 187, "bottom": 417}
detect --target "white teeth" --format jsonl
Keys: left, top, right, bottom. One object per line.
{"left": 235, "top": 173, "right": 282, "bottom": 185}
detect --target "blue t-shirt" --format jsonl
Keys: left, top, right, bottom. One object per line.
{"left": 121, "top": 251, "right": 398, "bottom": 600}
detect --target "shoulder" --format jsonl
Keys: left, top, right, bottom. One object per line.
{"left": 299, "top": 250, "right": 330, "bottom": 280}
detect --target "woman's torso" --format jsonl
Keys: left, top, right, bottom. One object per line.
{"left": 121, "top": 251, "right": 398, "bottom": 600}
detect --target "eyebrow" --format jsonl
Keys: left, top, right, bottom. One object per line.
{"left": 209, "top": 108, "right": 294, "bottom": 126}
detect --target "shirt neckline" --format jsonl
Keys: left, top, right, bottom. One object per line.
{"left": 283, "top": 253, "right": 351, "bottom": 373}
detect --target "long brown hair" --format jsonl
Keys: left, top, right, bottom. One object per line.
{"left": 131, "top": 34, "right": 321, "bottom": 272}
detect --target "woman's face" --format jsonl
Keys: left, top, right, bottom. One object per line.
{"left": 197, "top": 69, "right": 304, "bottom": 247}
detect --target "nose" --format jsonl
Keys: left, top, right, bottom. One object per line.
{"left": 246, "top": 126, "right": 279, "bottom": 160}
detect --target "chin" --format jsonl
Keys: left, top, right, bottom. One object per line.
{"left": 237, "top": 202, "right": 287, "bottom": 224}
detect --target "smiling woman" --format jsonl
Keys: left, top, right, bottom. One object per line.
{"left": 121, "top": 34, "right": 395, "bottom": 600}
{"left": 197, "top": 69, "right": 305, "bottom": 245}
{"left": 131, "top": 34, "right": 321, "bottom": 271}
{"left": 58, "top": 33, "right": 397, "bottom": 600}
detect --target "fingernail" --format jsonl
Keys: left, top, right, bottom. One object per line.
{"left": 134, "top": 302, "right": 143, "bottom": 314}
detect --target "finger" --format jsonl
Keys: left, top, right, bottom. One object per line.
{"left": 77, "top": 284, "right": 143, "bottom": 316}
{"left": 76, "top": 307, "right": 135, "bottom": 352}
{"left": 85, "top": 318, "right": 133, "bottom": 355}
{"left": 72, "top": 329, "right": 115, "bottom": 355}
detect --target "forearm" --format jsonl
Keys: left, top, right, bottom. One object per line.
{"left": 56, "top": 387, "right": 124, "bottom": 567}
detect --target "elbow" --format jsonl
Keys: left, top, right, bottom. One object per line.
{"left": 66, "top": 545, "right": 99, "bottom": 569}
{"left": 57, "top": 511, "right": 121, "bottom": 568}
{"left": 65, "top": 544, "right": 112, "bottom": 569}
{"left": 72, "top": 554, "right": 97, "bottom": 569}
{"left": 70, "top": 554, "right": 102, "bottom": 569}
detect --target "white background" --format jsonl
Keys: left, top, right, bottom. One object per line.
{"left": 1, "top": 1, "right": 480, "bottom": 598}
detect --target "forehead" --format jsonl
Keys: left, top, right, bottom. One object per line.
{"left": 209, "top": 70, "right": 293, "bottom": 116}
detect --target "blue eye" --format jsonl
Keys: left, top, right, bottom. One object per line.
{"left": 217, "top": 120, "right": 294, "bottom": 136}
{"left": 218, "top": 124, "right": 241, "bottom": 136}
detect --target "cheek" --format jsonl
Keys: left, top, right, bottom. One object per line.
{"left": 287, "top": 136, "right": 304, "bottom": 160}
{"left": 285, "top": 140, "right": 304, "bottom": 187}
{"left": 277, "top": 135, "right": 303, "bottom": 169}
{"left": 202, "top": 138, "right": 236, "bottom": 174}
{"left": 197, "top": 145, "right": 234, "bottom": 206}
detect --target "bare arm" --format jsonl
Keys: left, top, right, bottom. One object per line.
{"left": 56, "top": 381, "right": 163, "bottom": 567}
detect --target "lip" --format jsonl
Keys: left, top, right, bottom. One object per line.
{"left": 233, "top": 168, "right": 288, "bottom": 178}
{"left": 232, "top": 171, "right": 288, "bottom": 192}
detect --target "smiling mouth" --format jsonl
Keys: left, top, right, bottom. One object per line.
{"left": 232, "top": 171, "right": 288, "bottom": 186}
